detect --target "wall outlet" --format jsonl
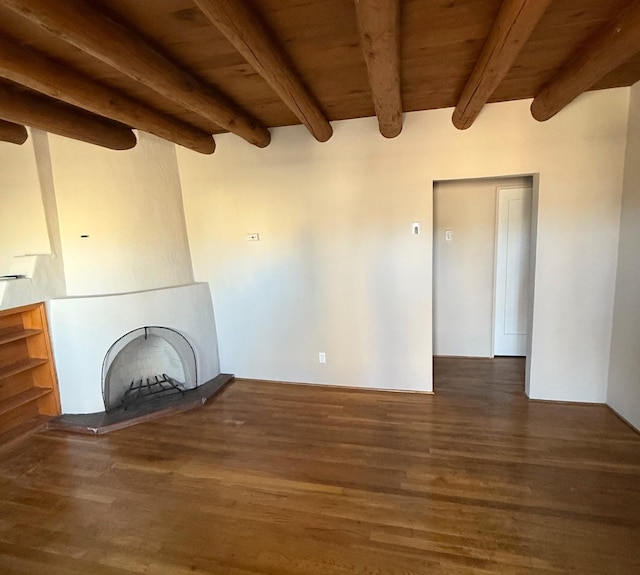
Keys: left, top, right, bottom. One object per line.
{"left": 318, "top": 352, "right": 326, "bottom": 364}
{"left": 246, "top": 233, "right": 260, "bottom": 241}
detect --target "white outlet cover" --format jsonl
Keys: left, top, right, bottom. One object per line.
{"left": 246, "top": 233, "right": 260, "bottom": 241}
{"left": 318, "top": 352, "right": 326, "bottom": 363}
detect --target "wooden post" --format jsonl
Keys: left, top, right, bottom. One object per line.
{"left": 0, "top": 119, "right": 28, "bottom": 145}
{"left": 194, "top": 0, "right": 332, "bottom": 143}
{"left": 354, "top": 0, "right": 403, "bottom": 138}
{"left": 0, "top": 82, "right": 137, "bottom": 150}
{"left": 2, "top": 0, "right": 270, "bottom": 147}
{"left": 453, "top": 0, "right": 552, "bottom": 130}
{"left": 532, "top": 3, "right": 640, "bottom": 122}
{"left": 0, "top": 34, "right": 215, "bottom": 154}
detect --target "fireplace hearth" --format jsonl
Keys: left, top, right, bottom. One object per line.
{"left": 51, "top": 322, "right": 233, "bottom": 434}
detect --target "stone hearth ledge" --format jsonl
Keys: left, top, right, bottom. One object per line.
{"left": 48, "top": 373, "right": 234, "bottom": 435}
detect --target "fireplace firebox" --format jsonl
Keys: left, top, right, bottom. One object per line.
{"left": 102, "top": 326, "right": 197, "bottom": 412}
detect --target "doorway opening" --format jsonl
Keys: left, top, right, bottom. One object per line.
{"left": 432, "top": 175, "right": 538, "bottom": 394}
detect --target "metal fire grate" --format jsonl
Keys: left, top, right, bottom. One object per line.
{"left": 118, "top": 374, "right": 185, "bottom": 410}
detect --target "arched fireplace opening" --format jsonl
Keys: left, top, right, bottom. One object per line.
{"left": 102, "top": 326, "right": 197, "bottom": 412}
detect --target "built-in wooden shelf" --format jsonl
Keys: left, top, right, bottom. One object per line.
{"left": 0, "top": 303, "right": 60, "bottom": 448}
{"left": 0, "top": 328, "right": 43, "bottom": 346}
{"left": 0, "top": 357, "right": 48, "bottom": 381}
{"left": 0, "top": 387, "right": 52, "bottom": 417}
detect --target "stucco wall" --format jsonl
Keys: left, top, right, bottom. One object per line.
{"left": 608, "top": 82, "right": 640, "bottom": 430}
{"left": 178, "top": 89, "right": 629, "bottom": 401}
{"left": 49, "top": 131, "right": 194, "bottom": 296}
{"left": 0, "top": 133, "right": 50, "bottom": 274}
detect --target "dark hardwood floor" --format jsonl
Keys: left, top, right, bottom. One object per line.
{"left": 1, "top": 357, "right": 639, "bottom": 574}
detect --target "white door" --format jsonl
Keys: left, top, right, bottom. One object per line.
{"left": 493, "top": 187, "right": 532, "bottom": 356}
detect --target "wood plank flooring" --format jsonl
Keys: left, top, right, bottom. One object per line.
{"left": 0, "top": 357, "right": 639, "bottom": 574}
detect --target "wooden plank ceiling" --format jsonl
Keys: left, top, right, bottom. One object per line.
{"left": 0, "top": 0, "right": 639, "bottom": 152}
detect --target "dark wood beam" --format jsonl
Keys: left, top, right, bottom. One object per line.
{"left": 453, "top": 0, "right": 552, "bottom": 130}
{"left": 0, "top": 34, "right": 215, "bottom": 155}
{"left": 0, "top": 81, "right": 136, "bottom": 150}
{"left": 532, "top": 2, "right": 640, "bottom": 122}
{"left": 354, "top": 0, "right": 402, "bottom": 138}
{"left": 2, "top": 0, "right": 270, "bottom": 147}
{"left": 0, "top": 119, "right": 28, "bottom": 145}
{"left": 193, "top": 0, "right": 332, "bottom": 143}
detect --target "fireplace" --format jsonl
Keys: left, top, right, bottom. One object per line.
{"left": 102, "top": 326, "right": 197, "bottom": 412}
{"left": 47, "top": 284, "right": 232, "bottom": 434}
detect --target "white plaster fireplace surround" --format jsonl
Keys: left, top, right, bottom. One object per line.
{"left": 48, "top": 283, "right": 220, "bottom": 414}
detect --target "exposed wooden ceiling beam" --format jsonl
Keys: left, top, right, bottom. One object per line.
{"left": 531, "top": 2, "right": 640, "bottom": 122}
{"left": 0, "top": 119, "right": 28, "bottom": 145}
{"left": 354, "top": 0, "right": 402, "bottom": 138}
{"left": 193, "top": 0, "right": 332, "bottom": 143}
{"left": 453, "top": 0, "right": 552, "bottom": 130}
{"left": 0, "top": 81, "right": 137, "bottom": 150}
{"left": 0, "top": 34, "right": 215, "bottom": 155}
{"left": 1, "top": 0, "right": 270, "bottom": 147}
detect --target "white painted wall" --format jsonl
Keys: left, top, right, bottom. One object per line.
{"left": 178, "top": 89, "right": 628, "bottom": 401}
{"left": 0, "top": 254, "right": 65, "bottom": 310}
{"left": 0, "top": 129, "right": 66, "bottom": 310}
{"left": 32, "top": 130, "right": 65, "bottom": 287}
{"left": 0, "top": 134, "right": 50, "bottom": 274}
{"left": 48, "top": 283, "right": 220, "bottom": 414}
{"left": 608, "top": 82, "right": 640, "bottom": 430}
{"left": 433, "top": 176, "right": 531, "bottom": 357}
{"left": 49, "top": 131, "right": 194, "bottom": 296}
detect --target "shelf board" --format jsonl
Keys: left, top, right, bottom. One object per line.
{"left": 0, "top": 387, "right": 52, "bottom": 417}
{"left": 0, "top": 328, "right": 43, "bottom": 346}
{"left": 0, "top": 357, "right": 48, "bottom": 381}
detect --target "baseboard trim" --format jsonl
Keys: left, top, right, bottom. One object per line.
{"left": 235, "top": 377, "right": 434, "bottom": 395}
{"left": 606, "top": 405, "right": 640, "bottom": 435}
{"left": 528, "top": 398, "right": 607, "bottom": 407}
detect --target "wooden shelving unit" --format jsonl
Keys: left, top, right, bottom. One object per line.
{"left": 0, "top": 302, "right": 60, "bottom": 446}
